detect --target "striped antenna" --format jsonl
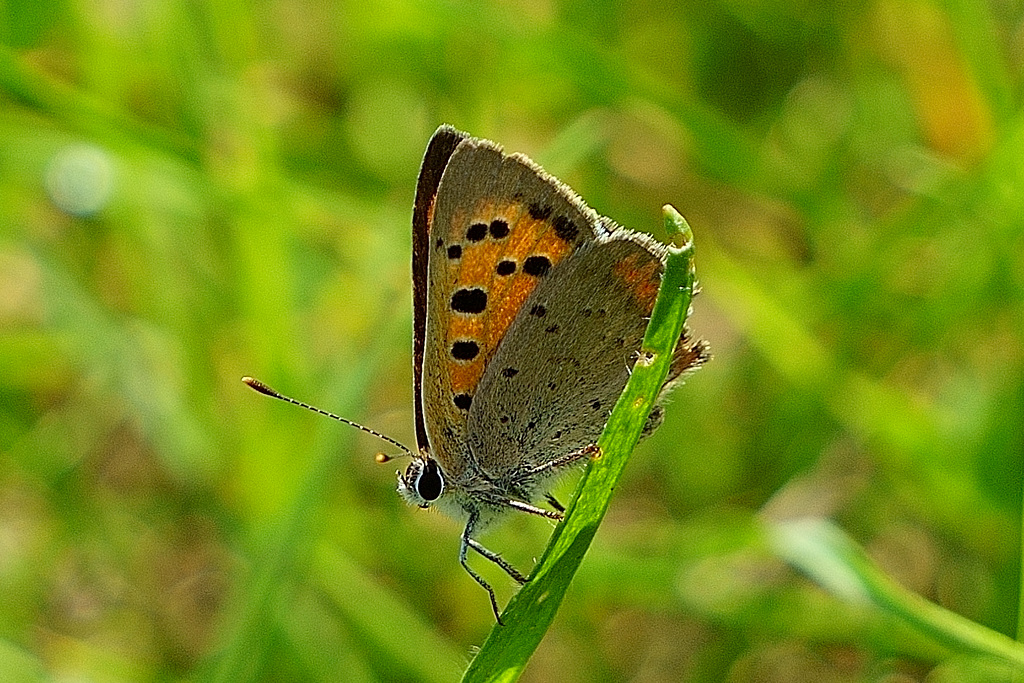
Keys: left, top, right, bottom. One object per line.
{"left": 241, "top": 376, "right": 414, "bottom": 460}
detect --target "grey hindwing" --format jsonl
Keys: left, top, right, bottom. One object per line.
{"left": 467, "top": 236, "right": 661, "bottom": 487}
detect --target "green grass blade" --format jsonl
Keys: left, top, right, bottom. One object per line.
{"left": 0, "top": 45, "right": 200, "bottom": 163}
{"left": 313, "top": 545, "right": 467, "bottom": 683}
{"left": 461, "top": 206, "right": 699, "bottom": 682}
{"left": 769, "top": 518, "right": 1024, "bottom": 669}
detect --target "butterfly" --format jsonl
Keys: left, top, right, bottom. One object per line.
{"left": 402, "top": 125, "right": 706, "bottom": 616}
{"left": 245, "top": 125, "right": 707, "bottom": 622}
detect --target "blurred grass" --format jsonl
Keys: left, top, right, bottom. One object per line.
{"left": 1, "top": 0, "right": 1022, "bottom": 681}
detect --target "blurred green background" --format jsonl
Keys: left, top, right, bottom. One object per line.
{"left": 2, "top": 0, "right": 1022, "bottom": 681}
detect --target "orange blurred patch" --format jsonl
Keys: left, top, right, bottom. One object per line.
{"left": 874, "top": 0, "right": 994, "bottom": 162}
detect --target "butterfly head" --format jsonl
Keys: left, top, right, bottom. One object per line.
{"left": 397, "top": 455, "right": 445, "bottom": 509}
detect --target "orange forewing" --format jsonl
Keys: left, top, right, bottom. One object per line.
{"left": 445, "top": 198, "right": 576, "bottom": 396}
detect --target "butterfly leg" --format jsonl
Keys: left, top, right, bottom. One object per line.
{"left": 502, "top": 497, "right": 562, "bottom": 519}
{"left": 527, "top": 443, "right": 601, "bottom": 479}
{"left": 460, "top": 512, "right": 528, "bottom": 624}
{"left": 462, "top": 512, "right": 530, "bottom": 583}
{"left": 507, "top": 444, "right": 601, "bottom": 518}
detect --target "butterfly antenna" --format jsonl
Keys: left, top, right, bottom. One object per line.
{"left": 241, "top": 376, "right": 415, "bottom": 460}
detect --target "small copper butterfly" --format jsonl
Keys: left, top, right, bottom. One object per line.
{"left": 244, "top": 124, "right": 708, "bottom": 622}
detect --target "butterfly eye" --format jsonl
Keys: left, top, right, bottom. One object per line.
{"left": 415, "top": 459, "right": 444, "bottom": 502}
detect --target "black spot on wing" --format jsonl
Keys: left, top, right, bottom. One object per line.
{"left": 552, "top": 215, "right": 579, "bottom": 242}
{"left": 489, "top": 220, "right": 509, "bottom": 239}
{"left": 451, "top": 288, "right": 487, "bottom": 314}
{"left": 466, "top": 223, "right": 487, "bottom": 241}
{"left": 523, "top": 256, "right": 551, "bottom": 276}
{"left": 451, "top": 341, "right": 480, "bottom": 361}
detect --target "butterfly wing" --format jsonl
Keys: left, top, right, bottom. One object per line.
{"left": 460, "top": 159, "right": 706, "bottom": 494}
{"left": 468, "top": 227, "right": 705, "bottom": 493}
{"left": 421, "top": 135, "right": 596, "bottom": 480}
{"left": 412, "top": 126, "right": 468, "bottom": 454}
{"left": 420, "top": 127, "right": 706, "bottom": 490}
